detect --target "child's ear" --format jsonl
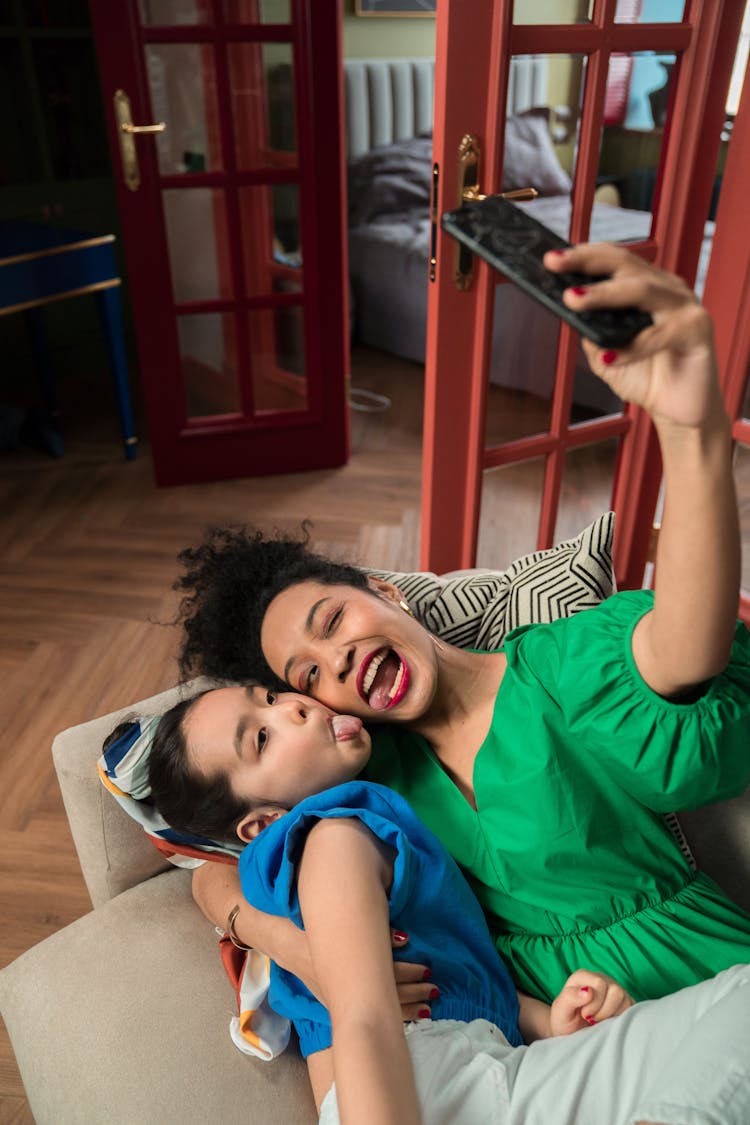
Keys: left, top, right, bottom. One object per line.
{"left": 236, "top": 806, "right": 287, "bottom": 842}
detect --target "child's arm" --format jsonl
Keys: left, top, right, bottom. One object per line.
{"left": 191, "top": 863, "right": 433, "bottom": 1015}
{"left": 547, "top": 245, "right": 739, "bottom": 698}
{"left": 518, "top": 969, "right": 634, "bottom": 1042}
{"left": 297, "top": 817, "right": 422, "bottom": 1125}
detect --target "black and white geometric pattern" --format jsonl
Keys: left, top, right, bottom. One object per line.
{"left": 368, "top": 511, "right": 615, "bottom": 650}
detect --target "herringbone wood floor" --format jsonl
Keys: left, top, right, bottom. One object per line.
{"left": 0, "top": 343, "right": 686, "bottom": 1120}
{"left": 0, "top": 346, "right": 428, "bottom": 1121}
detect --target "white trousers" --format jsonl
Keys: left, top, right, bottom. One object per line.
{"left": 318, "top": 964, "right": 750, "bottom": 1125}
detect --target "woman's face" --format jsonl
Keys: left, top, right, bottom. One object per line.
{"left": 260, "top": 578, "right": 440, "bottom": 722}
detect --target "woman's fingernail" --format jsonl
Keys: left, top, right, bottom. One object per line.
{"left": 580, "top": 986, "right": 591, "bottom": 994}
{"left": 583, "top": 1015, "right": 597, "bottom": 1026}
{"left": 422, "top": 968, "right": 432, "bottom": 981}
{"left": 548, "top": 249, "right": 566, "bottom": 256}
{"left": 392, "top": 930, "right": 408, "bottom": 942}
{"left": 418, "top": 1007, "right": 431, "bottom": 1019}
{"left": 428, "top": 987, "right": 440, "bottom": 1000}
{"left": 570, "top": 286, "right": 588, "bottom": 296}
{"left": 601, "top": 350, "right": 618, "bottom": 365}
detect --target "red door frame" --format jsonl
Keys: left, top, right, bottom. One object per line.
{"left": 612, "top": 0, "right": 746, "bottom": 589}
{"left": 701, "top": 53, "right": 750, "bottom": 624}
{"left": 89, "top": 0, "right": 350, "bottom": 486}
{"left": 421, "top": 0, "right": 745, "bottom": 580}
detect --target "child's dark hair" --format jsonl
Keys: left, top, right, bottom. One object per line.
{"left": 146, "top": 693, "right": 255, "bottom": 843}
{"left": 102, "top": 720, "right": 140, "bottom": 753}
{"left": 175, "top": 523, "right": 370, "bottom": 684}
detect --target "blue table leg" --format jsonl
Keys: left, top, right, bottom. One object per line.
{"left": 97, "top": 285, "right": 138, "bottom": 461}
{"left": 24, "top": 306, "right": 60, "bottom": 414}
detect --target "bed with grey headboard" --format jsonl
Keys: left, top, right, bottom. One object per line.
{"left": 343, "top": 56, "right": 715, "bottom": 413}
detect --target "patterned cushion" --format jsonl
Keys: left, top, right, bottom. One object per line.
{"left": 368, "top": 511, "right": 615, "bottom": 650}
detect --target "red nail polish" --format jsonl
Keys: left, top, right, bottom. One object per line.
{"left": 580, "top": 986, "right": 591, "bottom": 993}
{"left": 548, "top": 249, "right": 566, "bottom": 256}
{"left": 422, "top": 968, "right": 432, "bottom": 981}
{"left": 570, "top": 286, "right": 587, "bottom": 296}
{"left": 418, "top": 1008, "right": 431, "bottom": 1019}
{"left": 428, "top": 987, "right": 440, "bottom": 1000}
{"left": 601, "top": 350, "right": 618, "bottom": 365}
{"left": 392, "top": 930, "right": 408, "bottom": 942}
{"left": 583, "top": 1015, "right": 597, "bottom": 1026}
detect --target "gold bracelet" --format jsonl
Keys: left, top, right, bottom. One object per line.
{"left": 226, "top": 903, "right": 251, "bottom": 951}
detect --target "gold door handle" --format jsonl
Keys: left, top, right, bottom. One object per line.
{"left": 113, "top": 89, "right": 166, "bottom": 192}
{"left": 120, "top": 122, "right": 166, "bottom": 134}
{"left": 463, "top": 186, "right": 539, "bottom": 203}
{"left": 454, "top": 133, "right": 538, "bottom": 290}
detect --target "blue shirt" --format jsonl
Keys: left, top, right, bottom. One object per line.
{"left": 240, "top": 780, "right": 522, "bottom": 1058}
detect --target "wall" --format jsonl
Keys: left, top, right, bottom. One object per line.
{"left": 342, "top": 0, "right": 584, "bottom": 61}
{"left": 342, "top": 0, "right": 436, "bottom": 58}
{"left": 341, "top": 2, "right": 579, "bottom": 156}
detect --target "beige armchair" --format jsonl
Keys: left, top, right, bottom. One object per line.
{"left": 2, "top": 677, "right": 750, "bottom": 1123}
{"left": 0, "top": 681, "right": 316, "bottom": 1125}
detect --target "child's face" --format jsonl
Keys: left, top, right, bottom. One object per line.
{"left": 185, "top": 685, "right": 372, "bottom": 812}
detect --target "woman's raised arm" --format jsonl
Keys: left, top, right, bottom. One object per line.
{"left": 548, "top": 244, "right": 739, "bottom": 697}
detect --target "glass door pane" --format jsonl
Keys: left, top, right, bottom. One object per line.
{"left": 141, "top": 12, "right": 308, "bottom": 425}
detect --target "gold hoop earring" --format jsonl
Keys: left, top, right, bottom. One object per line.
{"left": 398, "top": 598, "right": 414, "bottom": 617}
{"left": 432, "top": 634, "right": 446, "bottom": 653}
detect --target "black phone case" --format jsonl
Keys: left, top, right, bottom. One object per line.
{"left": 441, "top": 195, "right": 652, "bottom": 349}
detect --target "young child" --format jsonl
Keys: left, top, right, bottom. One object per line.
{"left": 135, "top": 682, "right": 750, "bottom": 1125}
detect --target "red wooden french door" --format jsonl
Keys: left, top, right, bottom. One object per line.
{"left": 701, "top": 53, "right": 750, "bottom": 626}
{"left": 89, "top": 0, "right": 349, "bottom": 486}
{"left": 422, "top": 0, "right": 745, "bottom": 589}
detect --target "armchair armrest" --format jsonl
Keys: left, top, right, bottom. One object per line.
{"left": 53, "top": 679, "right": 213, "bottom": 906}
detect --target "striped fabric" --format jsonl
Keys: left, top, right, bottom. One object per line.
{"left": 219, "top": 941, "right": 291, "bottom": 1061}
{"left": 97, "top": 717, "right": 241, "bottom": 866}
{"left": 369, "top": 511, "right": 615, "bottom": 651}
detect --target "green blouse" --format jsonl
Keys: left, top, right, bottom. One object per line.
{"left": 366, "top": 590, "right": 750, "bottom": 1003}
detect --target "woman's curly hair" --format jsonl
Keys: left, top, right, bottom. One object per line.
{"left": 175, "top": 523, "right": 370, "bottom": 684}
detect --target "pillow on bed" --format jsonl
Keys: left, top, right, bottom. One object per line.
{"left": 502, "top": 109, "right": 573, "bottom": 197}
{"left": 367, "top": 510, "right": 614, "bottom": 651}
{"left": 348, "top": 134, "right": 433, "bottom": 227}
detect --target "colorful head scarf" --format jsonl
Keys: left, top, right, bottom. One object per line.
{"left": 97, "top": 715, "right": 243, "bottom": 865}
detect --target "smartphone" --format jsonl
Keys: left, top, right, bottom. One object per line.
{"left": 441, "top": 195, "right": 652, "bottom": 349}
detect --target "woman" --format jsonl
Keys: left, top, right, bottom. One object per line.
{"left": 179, "top": 243, "right": 750, "bottom": 1008}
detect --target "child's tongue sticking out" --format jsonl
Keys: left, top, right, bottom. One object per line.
{"left": 331, "top": 714, "right": 363, "bottom": 740}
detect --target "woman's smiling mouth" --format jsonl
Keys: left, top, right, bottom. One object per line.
{"left": 357, "top": 648, "right": 409, "bottom": 710}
